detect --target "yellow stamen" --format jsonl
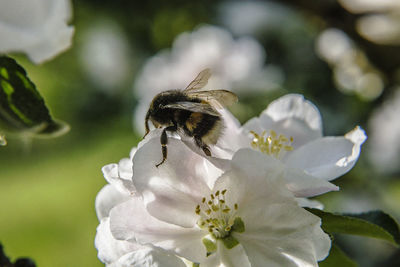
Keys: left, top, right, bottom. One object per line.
{"left": 195, "top": 189, "right": 239, "bottom": 239}
{"left": 250, "top": 130, "right": 294, "bottom": 159}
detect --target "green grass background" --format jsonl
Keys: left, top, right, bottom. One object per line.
{"left": 0, "top": 122, "right": 138, "bottom": 266}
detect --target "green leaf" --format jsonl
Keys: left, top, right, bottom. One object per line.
{"left": 346, "top": 211, "right": 400, "bottom": 245}
{"left": 0, "top": 56, "right": 69, "bottom": 139}
{"left": 307, "top": 208, "right": 400, "bottom": 247}
{"left": 319, "top": 243, "right": 358, "bottom": 267}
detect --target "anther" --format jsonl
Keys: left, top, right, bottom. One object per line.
{"left": 250, "top": 130, "right": 294, "bottom": 159}
{"left": 195, "top": 189, "right": 241, "bottom": 240}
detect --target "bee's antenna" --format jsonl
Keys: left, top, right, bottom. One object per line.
{"left": 143, "top": 110, "right": 150, "bottom": 139}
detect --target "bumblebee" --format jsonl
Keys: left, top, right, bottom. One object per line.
{"left": 143, "top": 68, "right": 238, "bottom": 167}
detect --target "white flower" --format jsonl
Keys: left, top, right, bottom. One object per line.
{"left": 368, "top": 88, "right": 400, "bottom": 174}
{"left": 95, "top": 146, "right": 187, "bottom": 267}
{"left": 0, "top": 0, "right": 74, "bottom": 64}
{"left": 79, "top": 19, "right": 132, "bottom": 93}
{"left": 315, "top": 28, "right": 384, "bottom": 100}
{"left": 109, "top": 135, "right": 331, "bottom": 266}
{"left": 338, "top": 0, "right": 400, "bottom": 13}
{"left": 218, "top": 0, "right": 293, "bottom": 36}
{"left": 217, "top": 94, "right": 366, "bottom": 199}
{"left": 96, "top": 217, "right": 187, "bottom": 267}
{"left": 133, "top": 25, "right": 283, "bottom": 134}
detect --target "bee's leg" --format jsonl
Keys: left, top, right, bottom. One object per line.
{"left": 194, "top": 137, "right": 211, "bottom": 157}
{"left": 156, "top": 125, "right": 176, "bottom": 168}
{"left": 143, "top": 110, "right": 151, "bottom": 139}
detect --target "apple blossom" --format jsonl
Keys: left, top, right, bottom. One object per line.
{"left": 0, "top": 0, "right": 74, "bottom": 64}
{"left": 368, "top": 89, "right": 400, "bottom": 174}
{"left": 109, "top": 135, "right": 331, "bottom": 266}
{"left": 95, "top": 145, "right": 187, "bottom": 267}
{"left": 216, "top": 94, "right": 366, "bottom": 199}
{"left": 219, "top": 1, "right": 293, "bottom": 36}
{"left": 79, "top": 19, "right": 132, "bottom": 92}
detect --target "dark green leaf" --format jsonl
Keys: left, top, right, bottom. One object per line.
{"left": 0, "top": 56, "right": 69, "bottom": 139}
{"left": 1, "top": 243, "right": 36, "bottom": 267}
{"left": 319, "top": 243, "right": 358, "bottom": 267}
{"left": 345, "top": 210, "right": 400, "bottom": 245}
{"left": 307, "top": 208, "right": 400, "bottom": 247}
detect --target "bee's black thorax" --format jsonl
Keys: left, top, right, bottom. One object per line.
{"left": 150, "top": 90, "right": 193, "bottom": 125}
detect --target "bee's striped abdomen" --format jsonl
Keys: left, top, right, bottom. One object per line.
{"left": 186, "top": 112, "right": 204, "bottom": 132}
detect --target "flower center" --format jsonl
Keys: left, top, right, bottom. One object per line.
{"left": 250, "top": 130, "right": 294, "bottom": 159}
{"left": 195, "top": 189, "right": 244, "bottom": 252}
{"left": 195, "top": 189, "right": 238, "bottom": 239}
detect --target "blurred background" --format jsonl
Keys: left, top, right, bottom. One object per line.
{"left": 0, "top": 0, "right": 399, "bottom": 266}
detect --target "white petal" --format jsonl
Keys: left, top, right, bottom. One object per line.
{"left": 201, "top": 242, "right": 251, "bottom": 267}
{"left": 96, "top": 218, "right": 185, "bottom": 267}
{"left": 229, "top": 148, "right": 294, "bottom": 201}
{"left": 109, "top": 197, "right": 207, "bottom": 263}
{"left": 345, "top": 126, "right": 367, "bottom": 145}
{"left": 95, "top": 217, "right": 141, "bottom": 265}
{"left": 225, "top": 147, "right": 338, "bottom": 198}
{"left": 263, "top": 94, "right": 322, "bottom": 133}
{"left": 296, "top": 198, "right": 324, "bottom": 210}
{"left": 243, "top": 94, "right": 323, "bottom": 150}
{"left": 217, "top": 109, "right": 250, "bottom": 153}
{"left": 242, "top": 116, "right": 270, "bottom": 134}
{"left": 0, "top": 0, "right": 74, "bottom": 64}
{"left": 284, "top": 167, "right": 339, "bottom": 197}
{"left": 286, "top": 129, "right": 366, "bottom": 181}
{"left": 210, "top": 149, "right": 298, "bottom": 225}
{"left": 344, "top": 125, "right": 367, "bottom": 164}
{"left": 220, "top": 109, "right": 241, "bottom": 130}
{"left": 132, "top": 135, "right": 221, "bottom": 227}
{"left": 236, "top": 235, "right": 316, "bottom": 267}
{"left": 244, "top": 115, "right": 321, "bottom": 152}
{"left": 180, "top": 134, "right": 233, "bottom": 169}
{"left": 129, "top": 147, "right": 137, "bottom": 159}
{"left": 236, "top": 203, "right": 330, "bottom": 266}
{"left": 95, "top": 184, "right": 131, "bottom": 221}
{"left": 231, "top": 148, "right": 284, "bottom": 185}
{"left": 102, "top": 163, "right": 136, "bottom": 194}
{"left": 137, "top": 128, "right": 163, "bottom": 149}
{"left": 238, "top": 203, "right": 312, "bottom": 237}
{"left": 111, "top": 248, "right": 187, "bottom": 267}
{"left": 118, "top": 157, "right": 134, "bottom": 180}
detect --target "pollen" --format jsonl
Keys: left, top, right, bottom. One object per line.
{"left": 195, "top": 189, "right": 240, "bottom": 239}
{"left": 250, "top": 130, "right": 294, "bottom": 159}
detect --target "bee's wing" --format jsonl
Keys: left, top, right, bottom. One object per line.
{"left": 186, "top": 90, "right": 238, "bottom": 109}
{"left": 163, "top": 101, "right": 220, "bottom": 116}
{"left": 184, "top": 68, "right": 211, "bottom": 92}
